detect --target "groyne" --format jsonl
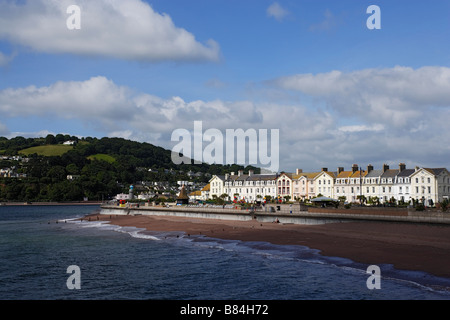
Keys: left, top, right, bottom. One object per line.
{"left": 99, "top": 204, "right": 450, "bottom": 225}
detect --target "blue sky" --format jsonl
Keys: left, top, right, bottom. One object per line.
{"left": 1, "top": 0, "right": 449, "bottom": 173}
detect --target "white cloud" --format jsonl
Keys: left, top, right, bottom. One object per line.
{"left": 267, "top": 2, "right": 289, "bottom": 22}
{"left": 339, "top": 124, "right": 384, "bottom": 133}
{"left": 0, "top": 0, "right": 220, "bottom": 62}
{"left": 272, "top": 66, "right": 450, "bottom": 129}
{"left": 309, "top": 9, "right": 337, "bottom": 32}
{"left": 0, "top": 51, "right": 15, "bottom": 67}
{"left": 1, "top": 74, "right": 449, "bottom": 172}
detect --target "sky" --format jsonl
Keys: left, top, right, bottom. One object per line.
{"left": 0, "top": 0, "right": 449, "bottom": 173}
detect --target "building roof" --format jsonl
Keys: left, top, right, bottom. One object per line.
{"left": 201, "top": 184, "right": 210, "bottom": 191}
{"left": 350, "top": 170, "right": 367, "bottom": 178}
{"left": 381, "top": 169, "right": 400, "bottom": 178}
{"left": 397, "top": 169, "right": 415, "bottom": 177}
{"left": 426, "top": 168, "right": 448, "bottom": 175}
{"left": 177, "top": 185, "right": 189, "bottom": 200}
{"left": 336, "top": 171, "right": 353, "bottom": 178}
{"left": 296, "top": 172, "right": 321, "bottom": 180}
{"left": 365, "top": 169, "right": 384, "bottom": 177}
{"left": 247, "top": 174, "right": 278, "bottom": 181}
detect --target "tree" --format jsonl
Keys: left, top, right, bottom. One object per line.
{"left": 45, "top": 134, "right": 57, "bottom": 145}
{"left": 439, "top": 198, "right": 449, "bottom": 212}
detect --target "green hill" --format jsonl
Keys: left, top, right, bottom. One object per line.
{"left": 87, "top": 154, "right": 116, "bottom": 163}
{"left": 19, "top": 144, "right": 74, "bottom": 156}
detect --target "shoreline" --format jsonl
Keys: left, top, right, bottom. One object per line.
{"left": 85, "top": 212, "right": 450, "bottom": 279}
{"left": 1, "top": 201, "right": 103, "bottom": 206}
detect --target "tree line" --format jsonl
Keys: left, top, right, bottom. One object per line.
{"left": 0, "top": 135, "right": 258, "bottom": 202}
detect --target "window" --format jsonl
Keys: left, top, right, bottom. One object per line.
{"left": 382, "top": 187, "right": 386, "bottom": 193}
{"left": 372, "top": 187, "right": 375, "bottom": 193}
{"left": 399, "top": 187, "right": 402, "bottom": 194}
{"left": 336, "top": 187, "right": 340, "bottom": 193}
{"left": 427, "top": 177, "right": 431, "bottom": 183}
{"left": 428, "top": 186, "right": 431, "bottom": 193}
{"left": 367, "top": 187, "right": 369, "bottom": 193}
{"left": 416, "top": 178, "right": 419, "bottom": 183}
{"left": 416, "top": 187, "right": 419, "bottom": 193}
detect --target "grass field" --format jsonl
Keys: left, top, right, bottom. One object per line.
{"left": 19, "top": 145, "right": 74, "bottom": 156}
{"left": 87, "top": 153, "right": 116, "bottom": 163}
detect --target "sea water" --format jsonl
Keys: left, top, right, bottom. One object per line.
{"left": 0, "top": 205, "right": 449, "bottom": 300}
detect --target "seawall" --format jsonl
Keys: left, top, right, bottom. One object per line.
{"left": 99, "top": 205, "right": 450, "bottom": 225}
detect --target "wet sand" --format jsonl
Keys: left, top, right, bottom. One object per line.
{"left": 84, "top": 213, "right": 450, "bottom": 278}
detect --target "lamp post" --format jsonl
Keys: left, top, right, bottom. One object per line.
{"left": 360, "top": 167, "right": 363, "bottom": 206}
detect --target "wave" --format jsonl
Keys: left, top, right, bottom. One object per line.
{"left": 65, "top": 218, "right": 161, "bottom": 241}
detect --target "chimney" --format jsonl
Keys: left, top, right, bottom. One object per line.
{"left": 399, "top": 163, "right": 406, "bottom": 172}
{"left": 367, "top": 164, "right": 373, "bottom": 173}
{"left": 383, "top": 164, "right": 389, "bottom": 172}
{"left": 352, "top": 164, "right": 359, "bottom": 173}
{"left": 231, "top": 172, "right": 235, "bottom": 176}
{"left": 321, "top": 168, "right": 328, "bottom": 172}
{"left": 248, "top": 170, "right": 254, "bottom": 176}
{"left": 225, "top": 173, "right": 229, "bottom": 180}
{"left": 296, "top": 168, "right": 303, "bottom": 175}
{"left": 338, "top": 167, "right": 344, "bottom": 174}
{"left": 238, "top": 170, "right": 243, "bottom": 176}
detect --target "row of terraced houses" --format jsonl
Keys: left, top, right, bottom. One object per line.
{"left": 205, "top": 163, "right": 450, "bottom": 206}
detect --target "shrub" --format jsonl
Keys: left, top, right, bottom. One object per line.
{"left": 415, "top": 203, "right": 425, "bottom": 211}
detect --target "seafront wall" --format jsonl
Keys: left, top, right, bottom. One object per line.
{"left": 99, "top": 205, "right": 450, "bottom": 225}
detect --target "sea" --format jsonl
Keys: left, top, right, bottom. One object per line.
{"left": 1, "top": 205, "right": 449, "bottom": 304}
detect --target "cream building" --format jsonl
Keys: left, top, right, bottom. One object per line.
{"left": 410, "top": 167, "right": 450, "bottom": 205}
{"left": 314, "top": 169, "right": 336, "bottom": 199}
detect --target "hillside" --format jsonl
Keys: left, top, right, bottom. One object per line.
{"left": 19, "top": 145, "right": 74, "bottom": 157}
{"left": 0, "top": 134, "right": 259, "bottom": 202}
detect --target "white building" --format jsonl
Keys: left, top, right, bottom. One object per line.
{"left": 314, "top": 169, "right": 336, "bottom": 199}
{"left": 211, "top": 170, "right": 277, "bottom": 203}
{"left": 410, "top": 167, "right": 450, "bottom": 205}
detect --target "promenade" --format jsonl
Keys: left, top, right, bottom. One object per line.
{"left": 100, "top": 203, "right": 450, "bottom": 225}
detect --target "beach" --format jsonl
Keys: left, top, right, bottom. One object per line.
{"left": 85, "top": 213, "right": 450, "bottom": 279}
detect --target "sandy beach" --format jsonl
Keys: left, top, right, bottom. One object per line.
{"left": 84, "top": 213, "right": 450, "bottom": 279}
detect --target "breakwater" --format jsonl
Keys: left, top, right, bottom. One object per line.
{"left": 99, "top": 204, "right": 450, "bottom": 225}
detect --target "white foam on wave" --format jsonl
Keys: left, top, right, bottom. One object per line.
{"left": 67, "top": 218, "right": 161, "bottom": 241}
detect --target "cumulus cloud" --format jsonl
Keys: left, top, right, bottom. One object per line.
{"left": 272, "top": 66, "right": 450, "bottom": 129}
{"left": 267, "top": 2, "right": 289, "bottom": 21}
{"left": 0, "top": 0, "right": 220, "bottom": 62}
{"left": 1, "top": 73, "right": 449, "bottom": 172}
